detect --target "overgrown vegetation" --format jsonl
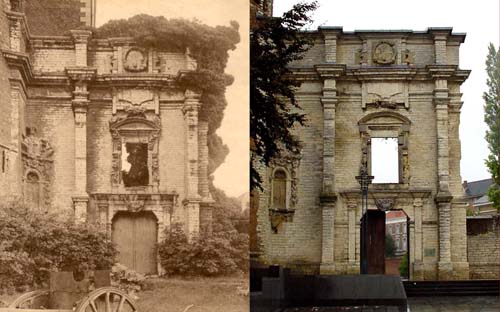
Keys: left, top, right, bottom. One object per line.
{"left": 95, "top": 15, "right": 240, "bottom": 173}
{"left": 385, "top": 234, "right": 396, "bottom": 258}
{"left": 399, "top": 252, "right": 409, "bottom": 278}
{"left": 158, "top": 187, "right": 248, "bottom": 277}
{"left": 483, "top": 43, "right": 500, "bottom": 211}
{"left": 250, "top": 1, "right": 318, "bottom": 190}
{"left": 0, "top": 204, "right": 116, "bottom": 291}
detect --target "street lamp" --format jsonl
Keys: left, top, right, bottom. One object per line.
{"left": 356, "top": 159, "right": 373, "bottom": 274}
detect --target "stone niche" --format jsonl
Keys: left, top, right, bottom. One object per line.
{"left": 21, "top": 129, "right": 54, "bottom": 211}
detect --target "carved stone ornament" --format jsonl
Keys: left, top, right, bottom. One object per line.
{"left": 120, "top": 194, "right": 146, "bottom": 213}
{"left": 269, "top": 155, "right": 300, "bottom": 208}
{"left": 375, "top": 198, "right": 395, "bottom": 211}
{"left": 124, "top": 48, "right": 148, "bottom": 72}
{"left": 109, "top": 113, "right": 161, "bottom": 187}
{"left": 269, "top": 209, "right": 295, "bottom": 233}
{"left": 373, "top": 42, "right": 396, "bottom": 65}
{"left": 21, "top": 133, "right": 54, "bottom": 208}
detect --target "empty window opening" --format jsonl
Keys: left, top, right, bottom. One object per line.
{"left": 272, "top": 169, "right": 287, "bottom": 209}
{"left": 121, "top": 143, "right": 149, "bottom": 187}
{"left": 371, "top": 137, "right": 399, "bottom": 183}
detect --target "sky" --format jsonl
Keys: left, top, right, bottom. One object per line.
{"left": 96, "top": 0, "right": 249, "bottom": 197}
{"left": 274, "top": 0, "right": 500, "bottom": 184}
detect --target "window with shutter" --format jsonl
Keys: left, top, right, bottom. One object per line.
{"left": 273, "top": 169, "right": 287, "bottom": 209}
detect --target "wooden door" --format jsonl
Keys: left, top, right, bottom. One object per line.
{"left": 361, "top": 210, "right": 386, "bottom": 274}
{"left": 112, "top": 211, "right": 158, "bottom": 274}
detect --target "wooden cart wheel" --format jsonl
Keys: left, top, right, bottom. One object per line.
{"left": 8, "top": 290, "right": 50, "bottom": 309}
{"left": 74, "top": 287, "right": 138, "bottom": 312}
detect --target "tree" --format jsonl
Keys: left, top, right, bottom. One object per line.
{"left": 250, "top": 1, "right": 318, "bottom": 190}
{"left": 385, "top": 234, "right": 397, "bottom": 258}
{"left": 483, "top": 43, "right": 500, "bottom": 211}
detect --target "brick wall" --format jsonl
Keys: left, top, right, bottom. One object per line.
{"left": 467, "top": 217, "right": 499, "bottom": 279}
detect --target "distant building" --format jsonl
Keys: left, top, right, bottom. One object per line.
{"left": 386, "top": 210, "right": 408, "bottom": 256}
{"left": 463, "top": 179, "right": 497, "bottom": 215}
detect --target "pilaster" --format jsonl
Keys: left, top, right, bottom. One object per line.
{"left": 319, "top": 195, "right": 336, "bottom": 274}
{"left": 66, "top": 67, "right": 96, "bottom": 222}
{"left": 319, "top": 27, "right": 342, "bottom": 63}
{"left": 70, "top": 30, "right": 92, "bottom": 67}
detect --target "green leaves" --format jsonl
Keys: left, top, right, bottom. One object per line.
{"left": 483, "top": 43, "right": 500, "bottom": 211}
{"left": 250, "top": 1, "right": 318, "bottom": 190}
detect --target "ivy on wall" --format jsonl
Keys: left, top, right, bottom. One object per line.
{"left": 94, "top": 15, "right": 240, "bottom": 172}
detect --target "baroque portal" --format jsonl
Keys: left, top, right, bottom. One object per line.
{"left": 253, "top": 27, "right": 470, "bottom": 281}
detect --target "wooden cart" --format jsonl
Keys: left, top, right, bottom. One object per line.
{"left": 0, "top": 271, "right": 137, "bottom": 312}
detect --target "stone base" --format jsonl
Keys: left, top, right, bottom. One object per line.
{"left": 72, "top": 195, "right": 89, "bottom": 223}
{"left": 451, "top": 261, "right": 469, "bottom": 280}
{"left": 319, "top": 263, "right": 336, "bottom": 274}
{"left": 412, "top": 260, "right": 424, "bottom": 280}
{"left": 438, "top": 261, "right": 453, "bottom": 280}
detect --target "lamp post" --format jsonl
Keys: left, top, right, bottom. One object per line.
{"left": 356, "top": 160, "right": 373, "bottom": 274}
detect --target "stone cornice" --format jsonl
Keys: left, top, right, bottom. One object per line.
{"left": 314, "top": 64, "right": 346, "bottom": 78}
{"left": 290, "top": 66, "right": 470, "bottom": 83}
{"left": 2, "top": 50, "right": 34, "bottom": 82}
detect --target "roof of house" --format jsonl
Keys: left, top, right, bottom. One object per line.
{"left": 24, "top": 0, "right": 82, "bottom": 36}
{"left": 463, "top": 178, "right": 494, "bottom": 198}
{"left": 386, "top": 210, "right": 407, "bottom": 220}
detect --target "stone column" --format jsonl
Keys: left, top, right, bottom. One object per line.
{"left": 320, "top": 26, "right": 342, "bottom": 63}
{"left": 67, "top": 30, "right": 94, "bottom": 222}
{"left": 428, "top": 63, "right": 455, "bottom": 279}
{"left": 7, "top": 11, "right": 22, "bottom": 52}
{"left": 347, "top": 199, "right": 358, "bottom": 273}
{"left": 183, "top": 90, "right": 202, "bottom": 238}
{"left": 316, "top": 65, "right": 344, "bottom": 274}
{"left": 198, "top": 121, "right": 209, "bottom": 199}
{"left": 412, "top": 198, "right": 424, "bottom": 280}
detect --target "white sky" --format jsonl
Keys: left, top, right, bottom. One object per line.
{"left": 96, "top": 0, "right": 249, "bottom": 197}
{"left": 274, "top": 0, "right": 500, "bottom": 184}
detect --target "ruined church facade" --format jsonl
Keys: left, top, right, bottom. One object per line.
{"left": 0, "top": 0, "right": 213, "bottom": 274}
{"left": 254, "top": 27, "right": 470, "bottom": 280}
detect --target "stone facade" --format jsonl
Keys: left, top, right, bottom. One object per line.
{"left": 253, "top": 27, "right": 471, "bottom": 280}
{"left": 0, "top": 0, "right": 215, "bottom": 274}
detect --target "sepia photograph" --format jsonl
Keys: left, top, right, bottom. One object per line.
{"left": 0, "top": 0, "right": 248, "bottom": 311}
{"left": 250, "top": 0, "right": 499, "bottom": 311}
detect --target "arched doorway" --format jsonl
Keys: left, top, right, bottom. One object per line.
{"left": 112, "top": 211, "right": 158, "bottom": 274}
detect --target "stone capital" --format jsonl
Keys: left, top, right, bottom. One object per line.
{"left": 66, "top": 67, "right": 96, "bottom": 81}
{"left": 319, "top": 26, "right": 343, "bottom": 40}
{"left": 69, "top": 30, "right": 92, "bottom": 44}
{"left": 320, "top": 192, "right": 337, "bottom": 204}
{"left": 435, "top": 191, "right": 452, "bottom": 203}
{"left": 314, "top": 64, "right": 346, "bottom": 79}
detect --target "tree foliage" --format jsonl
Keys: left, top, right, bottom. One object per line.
{"left": 483, "top": 43, "right": 500, "bottom": 210}
{"left": 0, "top": 204, "right": 116, "bottom": 291}
{"left": 158, "top": 186, "right": 248, "bottom": 276}
{"left": 95, "top": 15, "right": 240, "bottom": 172}
{"left": 250, "top": 2, "right": 318, "bottom": 190}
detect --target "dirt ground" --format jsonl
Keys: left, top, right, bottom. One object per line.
{"left": 137, "top": 276, "right": 249, "bottom": 312}
{"left": 0, "top": 276, "right": 249, "bottom": 312}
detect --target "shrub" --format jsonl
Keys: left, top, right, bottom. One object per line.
{"left": 158, "top": 222, "right": 248, "bottom": 277}
{"left": 0, "top": 204, "right": 117, "bottom": 290}
{"left": 385, "top": 234, "right": 397, "bottom": 258}
{"left": 399, "top": 253, "right": 409, "bottom": 277}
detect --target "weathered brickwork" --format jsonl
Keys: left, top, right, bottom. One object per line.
{"left": 254, "top": 27, "right": 473, "bottom": 280}
{"left": 1, "top": 1, "right": 216, "bottom": 274}
{"left": 467, "top": 217, "right": 499, "bottom": 279}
